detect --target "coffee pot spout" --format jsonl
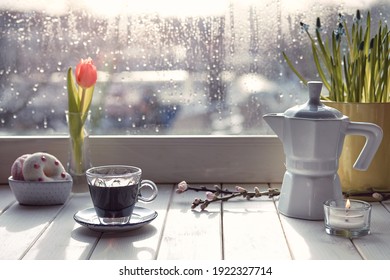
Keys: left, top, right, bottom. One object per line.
{"left": 263, "top": 113, "right": 285, "bottom": 139}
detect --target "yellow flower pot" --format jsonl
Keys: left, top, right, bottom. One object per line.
{"left": 325, "top": 102, "right": 390, "bottom": 196}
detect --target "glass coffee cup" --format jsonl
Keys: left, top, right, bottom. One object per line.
{"left": 86, "top": 165, "right": 158, "bottom": 225}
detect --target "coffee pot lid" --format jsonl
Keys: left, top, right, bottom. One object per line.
{"left": 283, "top": 81, "right": 343, "bottom": 119}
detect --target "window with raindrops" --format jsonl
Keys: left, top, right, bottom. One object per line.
{"left": 1, "top": 0, "right": 389, "bottom": 135}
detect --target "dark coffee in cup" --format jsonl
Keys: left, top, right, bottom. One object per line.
{"left": 88, "top": 183, "right": 138, "bottom": 219}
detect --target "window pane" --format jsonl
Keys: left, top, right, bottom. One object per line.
{"left": 0, "top": 0, "right": 388, "bottom": 135}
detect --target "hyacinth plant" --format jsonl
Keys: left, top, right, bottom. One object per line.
{"left": 176, "top": 181, "right": 280, "bottom": 210}
{"left": 283, "top": 10, "right": 390, "bottom": 102}
{"left": 67, "top": 58, "right": 97, "bottom": 175}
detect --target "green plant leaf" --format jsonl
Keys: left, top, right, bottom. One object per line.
{"left": 315, "top": 28, "right": 332, "bottom": 72}
{"left": 312, "top": 44, "right": 331, "bottom": 92}
{"left": 343, "top": 55, "right": 351, "bottom": 98}
{"left": 384, "top": 33, "right": 389, "bottom": 102}
{"left": 331, "top": 33, "right": 344, "bottom": 101}
{"left": 282, "top": 52, "right": 308, "bottom": 85}
{"left": 67, "top": 67, "right": 79, "bottom": 113}
{"left": 81, "top": 86, "right": 94, "bottom": 123}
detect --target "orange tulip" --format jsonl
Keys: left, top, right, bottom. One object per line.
{"left": 75, "top": 57, "right": 97, "bottom": 89}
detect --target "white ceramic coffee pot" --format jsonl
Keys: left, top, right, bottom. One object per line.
{"left": 263, "top": 81, "right": 383, "bottom": 220}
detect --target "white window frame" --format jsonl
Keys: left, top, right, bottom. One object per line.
{"left": 0, "top": 136, "right": 285, "bottom": 184}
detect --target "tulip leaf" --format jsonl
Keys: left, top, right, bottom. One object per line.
{"left": 81, "top": 86, "right": 94, "bottom": 123}
{"left": 67, "top": 67, "right": 79, "bottom": 113}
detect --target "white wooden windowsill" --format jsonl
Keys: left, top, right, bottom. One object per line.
{"left": 0, "top": 135, "right": 285, "bottom": 184}
{"left": 1, "top": 183, "right": 390, "bottom": 260}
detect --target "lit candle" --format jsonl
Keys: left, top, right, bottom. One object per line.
{"left": 324, "top": 198, "right": 371, "bottom": 238}
{"left": 328, "top": 199, "right": 365, "bottom": 229}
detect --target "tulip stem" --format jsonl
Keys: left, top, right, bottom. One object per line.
{"left": 71, "top": 134, "right": 85, "bottom": 175}
{"left": 80, "top": 87, "right": 86, "bottom": 113}
{"left": 67, "top": 112, "right": 87, "bottom": 175}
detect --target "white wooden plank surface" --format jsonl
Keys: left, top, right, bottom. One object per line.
{"left": 382, "top": 200, "right": 390, "bottom": 212}
{"left": 352, "top": 202, "right": 390, "bottom": 260}
{"left": 0, "top": 201, "right": 66, "bottom": 259}
{"left": 273, "top": 180, "right": 363, "bottom": 259}
{"left": 157, "top": 184, "right": 222, "bottom": 260}
{"left": 222, "top": 184, "right": 291, "bottom": 260}
{"left": 0, "top": 185, "right": 16, "bottom": 213}
{"left": 90, "top": 184, "right": 173, "bottom": 260}
{"left": 279, "top": 214, "right": 362, "bottom": 259}
{"left": 1, "top": 183, "right": 390, "bottom": 260}
{"left": 271, "top": 183, "right": 365, "bottom": 259}
{"left": 23, "top": 192, "right": 101, "bottom": 260}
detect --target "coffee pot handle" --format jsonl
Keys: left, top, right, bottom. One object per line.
{"left": 345, "top": 122, "right": 383, "bottom": 170}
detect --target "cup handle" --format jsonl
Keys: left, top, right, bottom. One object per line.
{"left": 138, "top": 180, "right": 158, "bottom": 202}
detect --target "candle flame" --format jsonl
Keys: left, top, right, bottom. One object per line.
{"left": 345, "top": 199, "right": 351, "bottom": 209}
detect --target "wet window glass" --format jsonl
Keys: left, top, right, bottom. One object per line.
{"left": 0, "top": 0, "right": 388, "bottom": 135}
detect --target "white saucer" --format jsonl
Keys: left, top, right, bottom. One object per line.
{"left": 73, "top": 206, "right": 158, "bottom": 232}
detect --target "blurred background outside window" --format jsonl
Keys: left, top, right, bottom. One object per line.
{"left": 0, "top": 0, "right": 389, "bottom": 135}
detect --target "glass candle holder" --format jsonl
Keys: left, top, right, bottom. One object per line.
{"left": 323, "top": 199, "right": 372, "bottom": 238}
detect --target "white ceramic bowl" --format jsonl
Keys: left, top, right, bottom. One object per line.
{"left": 8, "top": 176, "right": 73, "bottom": 205}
